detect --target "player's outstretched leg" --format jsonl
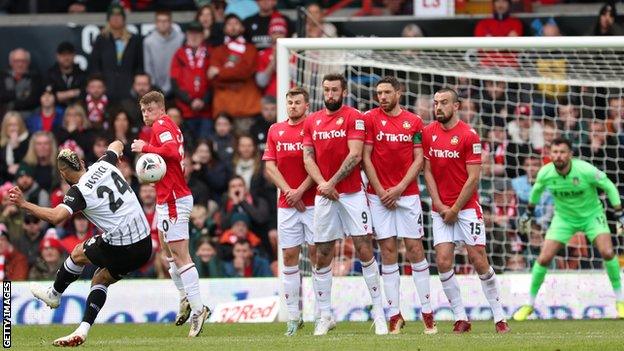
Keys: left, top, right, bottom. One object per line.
{"left": 167, "top": 257, "right": 191, "bottom": 326}
{"left": 178, "top": 262, "right": 211, "bottom": 337}
{"left": 160, "top": 231, "right": 190, "bottom": 326}
{"left": 406, "top": 238, "right": 437, "bottom": 335}
{"left": 593, "top": 234, "right": 624, "bottom": 318}
{"left": 31, "top": 250, "right": 85, "bottom": 308}
{"left": 53, "top": 269, "right": 115, "bottom": 347}
{"left": 513, "top": 239, "right": 561, "bottom": 321}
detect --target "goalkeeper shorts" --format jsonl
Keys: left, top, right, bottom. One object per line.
{"left": 545, "top": 212, "right": 610, "bottom": 244}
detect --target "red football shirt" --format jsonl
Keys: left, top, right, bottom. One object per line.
{"left": 422, "top": 120, "right": 482, "bottom": 213}
{"left": 256, "top": 47, "right": 277, "bottom": 97}
{"left": 142, "top": 115, "right": 192, "bottom": 205}
{"left": 364, "top": 108, "right": 423, "bottom": 196}
{"left": 262, "top": 119, "right": 315, "bottom": 208}
{"left": 302, "top": 105, "right": 366, "bottom": 194}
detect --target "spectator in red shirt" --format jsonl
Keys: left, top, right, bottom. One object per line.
{"left": 255, "top": 14, "right": 287, "bottom": 98}
{"left": 171, "top": 21, "right": 213, "bottom": 141}
{"left": 83, "top": 74, "right": 109, "bottom": 129}
{"left": 474, "top": 0, "right": 523, "bottom": 68}
{"left": 474, "top": 0, "right": 523, "bottom": 37}
{"left": 26, "top": 87, "right": 64, "bottom": 134}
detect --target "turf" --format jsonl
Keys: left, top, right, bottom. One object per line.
{"left": 11, "top": 320, "right": 624, "bottom": 351}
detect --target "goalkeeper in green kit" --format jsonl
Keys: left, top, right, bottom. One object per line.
{"left": 513, "top": 137, "right": 624, "bottom": 321}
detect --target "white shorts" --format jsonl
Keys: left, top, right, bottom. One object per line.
{"left": 432, "top": 208, "right": 485, "bottom": 247}
{"left": 314, "top": 190, "right": 372, "bottom": 243}
{"left": 156, "top": 195, "right": 193, "bottom": 243}
{"left": 277, "top": 207, "right": 314, "bottom": 249}
{"left": 368, "top": 194, "right": 424, "bottom": 240}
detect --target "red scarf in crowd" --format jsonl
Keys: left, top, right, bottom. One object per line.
{"left": 86, "top": 94, "right": 108, "bottom": 125}
{"left": 223, "top": 36, "right": 247, "bottom": 68}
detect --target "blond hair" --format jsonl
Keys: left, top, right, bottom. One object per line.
{"left": 62, "top": 104, "right": 91, "bottom": 130}
{"left": 23, "top": 131, "right": 58, "bottom": 169}
{"left": 57, "top": 148, "right": 82, "bottom": 172}
{"left": 0, "top": 111, "right": 27, "bottom": 147}
{"left": 139, "top": 91, "right": 165, "bottom": 108}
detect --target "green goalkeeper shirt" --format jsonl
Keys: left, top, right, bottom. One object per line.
{"left": 529, "top": 158, "right": 621, "bottom": 222}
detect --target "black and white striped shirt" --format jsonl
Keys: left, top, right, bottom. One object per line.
{"left": 60, "top": 151, "right": 150, "bottom": 246}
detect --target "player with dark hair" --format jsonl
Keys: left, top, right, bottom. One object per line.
{"left": 362, "top": 76, "right": 436, "bottom": 334}
{"left": 514, "top": 137, "right": 624, "bottom": 320}
{"left": 9, "top": 142, "right": 152, "bottom": 346}
{"left": 131, "top": 91, "right": 210, "bottom": 337}
{"left": 422, "top": 88, "right": 510, "bottom": 334}
{"left": 303, "top": 73, "right": 387, "bottom": 336}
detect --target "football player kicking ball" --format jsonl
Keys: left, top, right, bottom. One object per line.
{"left": 362, "top": 76, "right": 436, "bottom": 334}
{"left": 131, "top": 91, "right": 210, "bottom": 337}
{"left": 11, "top": 142, "right": 152, "bottom": 346}
{"left": 263, "top": 87, "right": 318, "bottom": 336}
{"left": 514, "top": 137, "right": 624, "bottom": 321}
{"left": 422, "top": 88, "right": 509, "bottom": 334}
{"left": 303, "top": 73, "right": 387, "bottom": 336}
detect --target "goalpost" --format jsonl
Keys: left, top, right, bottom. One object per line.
{"left": 276, "top": 36, "right": 624, "bottom": 277}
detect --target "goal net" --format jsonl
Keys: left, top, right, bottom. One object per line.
{"left": 276, "top": 36, "right": 624, "bottom": 275}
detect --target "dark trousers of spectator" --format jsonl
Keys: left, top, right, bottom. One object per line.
{"left": 185, "top": 117, "right": 214, "bottom": 141}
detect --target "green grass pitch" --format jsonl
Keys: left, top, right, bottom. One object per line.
{"left": 11, "top": 320, "right": 624, "bottom": 351}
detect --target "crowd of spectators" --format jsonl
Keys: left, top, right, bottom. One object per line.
{"left": 1, "top": 1, "right": 623, "bottom": 281}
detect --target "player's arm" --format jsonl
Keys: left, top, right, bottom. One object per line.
{"left": 397, "top": 146, "right": 424, "bottom": 193}
{"left": 450, "top": 163, "right": 481, "bottom": 215}
{"left": 265, "top": 161, "right": 292, "bottom": 193}
{"left": 303, "top": 146, "right": 326, "bottom": 185}
{"left": 590, "top": 167, "right": 622, "bottom": 209}
{"left": 328, "top": 139, "right": 363, "bottom": 186}
{"left": 362, "top": 144, "right": 384, "bottom": 195}
{"left": 423, "top": 159, "right": 444, "bottom": 211}
{"left": 108, "top": 140, "right": 124, "bottom": 157}
{"left": 8, "top": 186, "right": 72, "bottom": 225}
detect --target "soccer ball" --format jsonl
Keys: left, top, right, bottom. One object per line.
{"left": 136, "top": 153, "right": 166, "bottom": 183}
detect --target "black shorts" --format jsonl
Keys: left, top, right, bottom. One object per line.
{"left": 83, "top": 235, "right": 152, "bottom": 280}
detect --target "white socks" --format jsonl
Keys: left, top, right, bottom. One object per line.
{"left": 362, "top": 259, "right": 383, "bottom": 310}
{"left": 381, "top": 263, "right": 400, "bottom": 317}
{"left": 167, "top": 258, "right": 186, "bottom": 300}
{"left": 440, "top": 270, "right": 467, "bottom": 321}
{"left": 76, "top": 321, "right": 91, "bottom": 336}
{"left": 282, "top": 265, "right": 301, "bottom": 321}
{"left": 179, "top": 263, "right": 203, "bottom": 315}
{"left": 479, "top": 267, "right": 505, "bottom": 322}
{"left": 411, "top": 259, "right": 432, "bottom": 314}
{"left": 313, "top": 266, "right": 333, "bottom": 318}
{"left": 311, "top": 268, "right": 321, "bottom": 319}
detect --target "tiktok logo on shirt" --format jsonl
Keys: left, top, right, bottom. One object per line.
{"left": 312, "top": 129, "right": 346, "bottom": 140}
{"left": 276, "top": 141, "right": 303, "bottom": 152}
{"left": 376, "top": 131, "right": 411, "bottom": 142}
{"left": 429, "top": 147, "right": 460, "bottom": 158}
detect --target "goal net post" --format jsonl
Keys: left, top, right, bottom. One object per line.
{"left": 276, "top": 36, "right": 624, "bottom": 276}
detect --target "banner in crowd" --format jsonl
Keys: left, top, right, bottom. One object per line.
{"left": 9, "top": 273, "right": 617, "bottom": 325}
